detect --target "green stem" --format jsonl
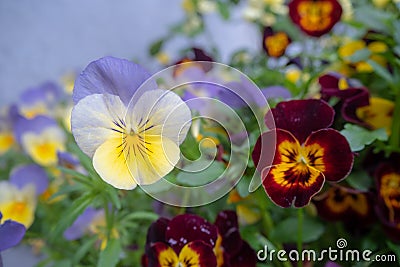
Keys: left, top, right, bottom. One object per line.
{"left": 297, "top": 208, "right": 304, "bottom": 267}
{"left": 389, "top": 88, "right": 400, "bottom": 149}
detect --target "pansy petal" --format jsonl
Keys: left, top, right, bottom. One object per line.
{"left": 71, "top": 93, "right": 126, "bottom": 157}
{"left": 130, "top": 89, "right": 191, "bottom": 145}
{"left": 148, "top": 242, "right": 178, "bottom": 267}
{"left": 263, "top": 163, "right": 325, "bottom": 208}
{"left": 92, "top": 136, "right": 137, "bottom": 190}
{"left": 265, "top": 99, "right": 334, "bottom": 143}
{"left": 13, "top": 115, "right": 56, "bottom": 144}
{"left": 73, "top": 56, "right": 156, "bottom": 105}
{"left": 145, "top": 218, "right": 170, "bottom": 252}
{"left": 215, "top": 210, "right": 242, "bottom": 256}
{"left": 9, "top": 164, "right": 49, "bottom": 195}
{"left": 304, "top": 129, "right": 353, "bottom": 182}
{"left": 63, "top": 207, "right": 97, "bottom": 240}
{"left": 165, "top": 214, "right": 218, "bottom": 253}
{"left": 230, "top": 241, "right": 257, "bottom": 267}
{"left": 0, "top": 220, "right": 26, "bottom": 251}
{"left": 134, "top": 135, "right": 180, "bottom": 185}
{"left": 178, "top": 241, "right": 217, "bottom": 267}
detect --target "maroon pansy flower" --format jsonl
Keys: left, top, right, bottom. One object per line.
{"left": 288, "top": 0, "right": 343, "bottom": 37}
{"left": 214, "top": 210, "right": 257, "bottom": 267}
{"left": 314, "top": 186, "right": 374, "bottom": 226}
{"left": 144, "top": 214, "right": 218, "bottom": 267}
{"left": 375, "top": 162, "right": 400, "bottom": 242}
{"left": 319, "top": 73, "right": 370, "bottom": 125}
{"left": 252, "top": 99, "right": 354, "bottom": 208}
{"left": 262, "top": 27, "right": 291, "bottom": 58}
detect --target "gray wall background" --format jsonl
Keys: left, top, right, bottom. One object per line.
{"left": 0, "top": 0, "right": 259, "bottom": 107}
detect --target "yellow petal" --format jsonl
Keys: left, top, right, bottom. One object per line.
{"left": 93, "top": 136, "right": 137, "bottom": 190}
{"left": 134, "top": 135, "right": 180, "bottom": 185}
{"left": 0, "top": 131, "right": 14, "bottom": 155}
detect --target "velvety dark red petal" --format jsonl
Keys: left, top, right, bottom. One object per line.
{"left": 319, "top": 73, "right": 342, "bottom": 89}
{"left": 289, "top": 0, "right": 342, "bottom": 37}
{"left": 165, "top": 214, "right": 218, "bottom": 253}
{"left": 304, "top": 128, "right": 353, "bottom": 182}
{"left": 214, "top": 211, "right": 242, "bottom": 256}
{"left": 179, "top": 241, "right": 217, "bottom": 267}
{"left": 341, "top": 89, "right": 370, "bottom": 124}
{"left": 229, "top": 241, "right": 257, "bottom": 267}
{"left": 265, "top": 99, "right": 334, "bottom": 143}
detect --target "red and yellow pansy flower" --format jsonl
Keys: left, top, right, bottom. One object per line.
{"left": 375, "top": 162, "right": 400, "bottom": 241}
{"left": 144, "top": 214, "right": 218, "bottom": 267}
{"left": 262, "top": 27, "right": 291, "bottom": 58}
{"left": 314, "top": 186, "right": 374, "bottom": 226}
{"left": 288, "top": 0, "right": 343, "bottom": 37}
{"left": 253, "top": 99, "right": 354, "bottom": 208}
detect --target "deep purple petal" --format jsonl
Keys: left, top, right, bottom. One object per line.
{"left": 165, "top": 214, "right": 218, "bottom": 254}
{"left": 265, "top": 99, "right": 334, "bottom": 143}
{"left": 215, "top": 210, "right": 242, "bottom": 256}
{"left": 73, "top": 56, "right": 157, "bottom": 106}
{"left": 0, "top": 220, "right": 26, "bottom": 251}
{"left": 63, "top": 207, "right": 98, "bottom": 240}
{"left": 145, "top": 217, "right": 170, "bottom": 253}
{"left": 9, "top": 164, "right": 49, "bottom": 195}
{"left": 13, "top": 115, "right": 57, "bottom": 144}
{"left": 229, "top": 241, "right": 257, "bottom": 267}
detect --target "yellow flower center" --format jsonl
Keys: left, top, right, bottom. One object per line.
{"left": 298, "top": 1, "right": 333, "bottom": 32}
{"left": 265, "top": 32, "right": 290, "bottom": 57}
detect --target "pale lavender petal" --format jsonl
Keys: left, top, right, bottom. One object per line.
{"left": 63, "top": 207, "right": 97, "bottom": 240}
{"left": 0, "top": 218, "right": 26, "bottom": 251}
{"left": 73, "top": 56, "right": 157, "bottom": 106}
{"left": 261, "top": 86, "right": 291, "bottom": 100}
{"left": 9, "top": 164, "right": 49, "bottom": 195}
{"left": 13, "top": 115, "right": 57, "bottom": 144}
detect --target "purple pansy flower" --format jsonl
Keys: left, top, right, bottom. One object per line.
{"left": 9, "top": 164, "right": 49, "bottom": 196}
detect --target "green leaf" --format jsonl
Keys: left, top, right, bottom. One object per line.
{"left": 106, "top": 187, "right": 121, "bottom": 210}
{"left": 340, "top": 124, "right": 388, "bottom": 152}
{"left": 176, "top": 160, "right": 225, "bottom": 186}
{"left": 387, "top": 241, "right": 400, "bottom": 265}
{"left": 346, "top": 170, "right": 373, "bottom": 191}
{"left": 346, "top": 48, "right": 371, "bottom": 63}
{"left": 217, "top": 1, "right": 230, "bottom": 20}
{"left": 49, "top": 193, "right": 94, "bottom": 243}
{"left": 73, "top": 236, "right": 98, "bottom": 264}
{"left": 367, "top": 59, "right": 393, "bottom": 83}
{"left": 97, "top": 238, "right": 122, "bottom": 267}
{"left": 270, "top": 216, "right": 324, "bottom": 243}
{"left": 354, "top": 6, "right": 393, "bottom": 33}
{"left": 123, "top": 211, "right": 159, "bottom": 222}
{"left": 149, "top": 39, "right": 164, "bottom": 56}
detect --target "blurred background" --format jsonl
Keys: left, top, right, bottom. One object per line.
{"left": 0, "top": 0, "right": 259, "bottom": 107}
